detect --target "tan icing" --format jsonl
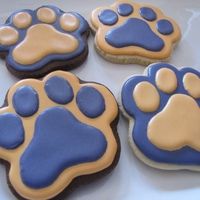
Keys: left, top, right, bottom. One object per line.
{"left": 133, "top": 81, "right": 160, "bottom": 112}
{"left": 148, "top": 94, "right": 200, "bottom": 151}
{"left": 37, "top": 7, "right": 56, "bottom": 24}
{"left": 183, "top": 73, "right": 200, "bottom": 99}
{"left": 13, "top": 12, "right": 32, "bottom": 29}
{"left": 156, "top": 68, "right": 177, "bottom": 93}
{"left": 0, "top": 71, "right": 118, "bottom": 200}
{"left": 12, "top": 24, "right": 78, "bottom": 65}
{"left": 0, "top": 26, "right": 18, "bottom": 45}
{"left": 60, "top": 13, "right": 79, "bottom": 32}
{"left": 90, "top": 0, "right": 181, "bottom": 60}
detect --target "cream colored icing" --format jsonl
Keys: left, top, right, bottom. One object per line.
{"left": 133, "top": 81, "right": 160, "bottom": 112}
{"left": 60, "top": 13, "right": 79, "bottom": 32}
{"left": 0, "top": 26, "right": 18, "bottom": 45}
{"left": 90, "top": 0, "right": 181, "bottom": 60}
{"left": 12, "top": 24, "right": 78, "bottom": 65}
{"left": 156, "top": 68, "right": 177, "bottom": 93}
{"left": 183, "top": 73, "right": 200, "bottom": 99}
{"left": 148, "top": 94, "right": 200, "bottom": 151}
{"left": 37, "top": 7, "right": 56, "bottom": 24}
{"left": 0, "top": 71, "right": 118, "bottom": 200}
{"left": 13, "top": 12, "right": 32, "bottom": 29}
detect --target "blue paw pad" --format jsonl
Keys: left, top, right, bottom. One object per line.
{"left": 157, "top": 19, "right": 174, "bottom": 35}
{"left": 45, "top": 76, "right": 74, "bottom": 104}
{"left": 0, "top": 113, "right": 24, "bottom": 149}
{"left": 20, "top": 107, "right": 107, "bottom": 188}
{"left": 140, "top": 7, "right": 157, "bottom": 21}
{"left": 118, "top": 3, "right": 133, "bottom": 16}
{"left": 98, "top": 9, "right": 118, "bottom": 25}
{"left": 13, "top": 86, "right": 39, "bottom": 117}
{"left": 106, "top": 18, "right": 164, "bottom": 51}
{"left": 76, "top": 86, "right": 105, "bottom": 118}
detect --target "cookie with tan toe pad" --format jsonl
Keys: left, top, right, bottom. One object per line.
{"left": 0, "top": 6, "right": 89, "bottom": 78}
{"left": 121, "top": 63, "right": 200, "bottom": 170}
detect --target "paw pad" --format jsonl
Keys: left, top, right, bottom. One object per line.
{"left": 0, "top": 6, "right": 89, "bottom": 77}
{"left": 91, "top": 1, "right": 181, "bottom": 63}
{"left": 0, "top": 71, "right": 118, "bottom": 199}
{"left": 13, "top": 86, "right": 39, "bottom": 117}
{"left": 121, "top": 63, "right": 200, "bottom": 167}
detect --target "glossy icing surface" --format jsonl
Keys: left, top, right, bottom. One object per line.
{"left": 140, "top": 7, "right": 157, "bottom": 21}
{"left": 121, "top": 63, "right": 200, "bottom": 164}
{"left": 0, "top": 113, "right": 24, "bottom": 149}
{"left": 183, "top": 73, "right": 200, "bottom": 98}
{"left": 98, "top": 9, "right": 118, "bottom": 25}
{"left": 148, "top": 94, "right": 200, "bottom": 151}
{"left": 0, "top": 26, "right": 18, "bottom": 45}
{"left": 13, "top": 86, "right": 39, "bottom": 117}
{"left": 0, "top": 5, "right": 89, "bottom": 73}
{"left": 105, "top": 18, "right": 164, "bottom": 51}
{"left": 91, "top": 0, "right": 181, "bottom": 60}
{"left": 76, "top": 86, "right": 105, "bottom": 118}
{"left": 0, "top": 71, "right": 118, "bottom": 200}
{"left": 45, "top": 76, "right": 74, "bottom": 104}
{"left": 157, "top": 19, "right": 174, "bottom": 35}
{"left": 117, "top": 3, "right": 133, "bottom": 16}
{"left": 155, "top": 68, "right": 177, "bottom": 93}
{"left": 13, "top": 12, "right": 32, "bottom": 28}
{"left": 133, "top": 81, "right": 160, "bottom": 112}
{"left": 20, "top": 107, "right": 107, "bottom": 188}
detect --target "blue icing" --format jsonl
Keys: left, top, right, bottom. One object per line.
{"left": 0, "top": 5, "right": 89, "bottom": 72}
{"left": 45, "top": 76, "right": 74, "bottom": 104}
{"left": 157, "top": 19, "right": 174, "bottom": 35}
{"left": 140, "top": 7, "right": 157, "bottom": 21}
{"left": 20, "top": 107, "right": 107, "bottom": 188}
{"left": 0, "top": 113, "right": 24, "bottom": 149}
{"left": 13, "top": 86, "right": 39, "bottom": 117}
{"left": 76, "top": 86, "right": 105, "bottom": 118}
{"left": 118, "top": 3, "right": 133, "bottom": 16}
{"left": 105, "top": 18, "right": 164, "bottom": 51}
{"left": 121, "top": 63, "right": 200, "bottom": 165}
{"left": 98, "top": 9, "right": 118, "bottom": 25}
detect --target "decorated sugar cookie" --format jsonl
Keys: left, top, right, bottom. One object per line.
{"left": 121, "top": 63, "right": 200, "bottom": 170}
{"left": 91, "top": 0, "right": 181, "bottom": 65}
{"left": 0, "top": 71, "right": 120, "bottom": 199}
{"left": 0, "top": 6, "right": 89, "bottom": 78}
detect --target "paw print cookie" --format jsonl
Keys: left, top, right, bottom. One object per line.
{"left": 91, "top": 0, "right": 181, "bottom": 65}
{"left": 0, "top": 6, "right": 89, "bottom": 78}
{"left": 121, "top": 63, "right": 200, "bottom": 170}
{"left": 0, "top": 71, "right": 120, "bottom": 199}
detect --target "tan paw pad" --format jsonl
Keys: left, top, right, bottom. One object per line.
{"left": 12, "top": 24, "right": 78, "bottom": 65}
{"left": 147, "top": 94, "right": 200, "bottom": 151}
{"left": 13, "top": 12, "right": 32, "bottom": 29}
{"left": 133, "top": 81, "right": 160, "bottom": 112}
{"left": 183, "top": 73, "right": 200, "bottom": 99}
{"left": 156, "top": 68, "right": 177, "bottom": 93}
{"left": 37, "top": 7, "right": 56, "bottom": 24}
{"left": 0, "top": 26, "right": 19, "bottom": 45}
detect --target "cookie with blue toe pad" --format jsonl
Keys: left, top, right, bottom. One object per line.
{"left": 0, "top": 71, "right": 120, "bottom": 200}
{"left": 91, "top": 0, "right": 181, "bottom": 65}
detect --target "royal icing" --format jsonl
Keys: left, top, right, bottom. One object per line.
{"left": 0, "top": 5, "right": 89, "bottom": 75}
{"left": 0, "top": 71, "right": 118, "bottom": 200}
{"left": 91, "top": 0, "right": 181, "bottom": 61}
{"left": 122, "top": 63, "right": 200, "bottom": 165}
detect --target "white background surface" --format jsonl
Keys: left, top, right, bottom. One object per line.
{"left": 0, "top": 0, "right": 200, "bottom": 200}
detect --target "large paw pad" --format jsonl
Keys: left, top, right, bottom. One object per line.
{"left": 121, "top": 63, "right": 200, "bottom": 167}
{"left": 0, "top": 6, "right": 89, "bottom": 77}
{"left": 0, "top": 71, "right": 118, "bottom": 199}
{"left": 91, "top": 1, "right": 181, "bottom": 63}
